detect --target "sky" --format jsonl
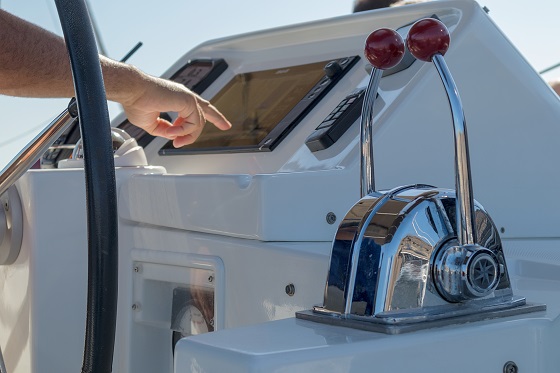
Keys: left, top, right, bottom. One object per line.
{"left": 1, "top": 0, "right": 560, "bottom": 167}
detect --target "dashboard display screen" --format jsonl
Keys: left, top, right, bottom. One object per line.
{"left": 160, "top": 59, "right": 338, "bottom": 154}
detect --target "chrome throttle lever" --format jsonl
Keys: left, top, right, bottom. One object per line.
{"left": 360, "top": 28, "right": 405, "bottom": 196}
{"left": 407, "top": 19, "right": 499, "bottom": 301}
{"left": 303, "top": 20, "right": 528, "bottom": 331}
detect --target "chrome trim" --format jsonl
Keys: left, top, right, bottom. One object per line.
{"left": 323, "top": 192, "right": 383, "bottom": 314}
{"left": 343, "top": 184, "right": 423, "bottom": 314}
{"left": 317, "top": 186, "right": 513, "bottom": 320}
{"left": 0, "top": 109, "right": 77, "bottom": 197}
{"left": 359, "top": 68, "right": 383, "bottom": 197}
{"left": 432, "top": 53, "right": 475, "bottom": 246}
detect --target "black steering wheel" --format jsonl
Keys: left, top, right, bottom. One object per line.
{"left": 55, "top": 1, "right": 118, "bottom": 372}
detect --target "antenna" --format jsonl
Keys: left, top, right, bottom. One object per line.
{"left": 120, "top": 42, "right": 143, "bottom": 63}
{"left": 540, "top": 62, "right": 560, "bottom": 75}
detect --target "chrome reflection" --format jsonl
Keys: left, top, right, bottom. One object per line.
{"left": 0, "top": 106, "right": 76, "bottom": 197}
{"left": 313, "top": 185, "right": 518, "bottom": 327}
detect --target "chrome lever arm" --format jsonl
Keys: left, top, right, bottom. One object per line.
{"left": 360, "top": 68, "right": 383, "bottom": 197}
{"left": 407, "top": 18, "right": 476, "bottom": 246}
{"left": 432, "top": 54, "right": 476, "bottom": 245}
{"left": 407, "top": 18, "right": 500, "bottom": 301}
{"left": 361, "top": 28, "right": 405, "bottom": 197}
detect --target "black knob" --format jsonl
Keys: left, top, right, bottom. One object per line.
{"left": 324, "top": 61, "right": 343, "bottom": 79}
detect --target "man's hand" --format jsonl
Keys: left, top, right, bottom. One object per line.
{"left": 122, "top": 75, "right": 231, "bottom": 148}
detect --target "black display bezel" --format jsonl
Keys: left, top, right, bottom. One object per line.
{"left": 170, "top": 58, "right": 228, "bottom": 94}
{"left": 159, "top": 56, "right": 359, "bottom": 156}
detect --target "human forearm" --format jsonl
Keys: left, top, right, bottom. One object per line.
{"left": 0, "top": 9, "right": 231, "bottom": 146}
{"left": 0, "top": 9, "right": 75, "bottom": 97}
{"left": 0, "top": 9, "right": 143, "bottom": 103}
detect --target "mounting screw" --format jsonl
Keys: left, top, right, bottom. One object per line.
{"left": 500, "top": 227, "right": 506, "bottom": 234}
{"left": 133, "top": 266, "right": 139, "bottom": 273}
{"left": 326, "top": 212, "right": 337, "bottom": 225}
{"left": 132, "top": 303, "right": 140, "bottom": 311}
{"left": 208, "top": 275, "right": 214, "bottom": 283}
{"left": 285, "top": 283, "right": 296, "bottom": 296}
{"left": 3, "top": 201, "right": 8, "bottom": 211}
{"left": 503, "top": 361, "right": 518, "bottom": 373}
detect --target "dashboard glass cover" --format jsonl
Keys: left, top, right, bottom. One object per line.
{"left": 160, "top": 60, "right": 333, "bottom": 154}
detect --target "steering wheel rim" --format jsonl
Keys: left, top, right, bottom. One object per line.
{"left": 54, "top": 1, "right": 118, "bottom": 372}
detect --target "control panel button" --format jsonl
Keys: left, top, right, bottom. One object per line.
{"left": 305, "top": 88, "right": 366, "bottom": 152}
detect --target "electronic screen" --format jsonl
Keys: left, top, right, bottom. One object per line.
{"left": 160, "top": 57, "right": 358, "bottom": 155}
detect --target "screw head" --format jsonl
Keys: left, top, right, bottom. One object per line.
{"left": 208, "top": 275, "right": 214, "bottom": 283}
{"left": 326, "top": 212, "right": 337, "bottom": 225}
{"left": 285, "top": 283, "right": 296, "bottom": 296}
{"left": 503, "top": 361, "right": 518, "bottom": 373}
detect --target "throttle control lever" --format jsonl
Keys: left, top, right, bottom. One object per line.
{"left": 361, "top": 28, "right": 405, "bottom": 197}
{"left": 300, "top": 19, "right": 537, "bottom": 333}
{"left": 407, "top": 18, "right": 499, "bottom": 301}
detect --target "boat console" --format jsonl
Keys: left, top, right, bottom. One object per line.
{"left": 1, "top": 0, "right": 560, "bottom": 372}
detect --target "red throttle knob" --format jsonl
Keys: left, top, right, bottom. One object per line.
{"left": 364, "top": 28, "right": 405, "bottom": 70}
{"left": 407, "top": 18, "right": 450, "bottom": 62}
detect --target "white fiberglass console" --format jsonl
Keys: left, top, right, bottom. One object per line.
{"left": 117, "top": 0, "right": 560, "bottom": 242}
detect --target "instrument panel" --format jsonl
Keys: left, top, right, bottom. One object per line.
{"left": 159, "top": 56, "right": 359, "bottom": 155}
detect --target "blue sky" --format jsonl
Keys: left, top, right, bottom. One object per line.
{"left": 1, "top": 0, "right": 559, "bottom": 166}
